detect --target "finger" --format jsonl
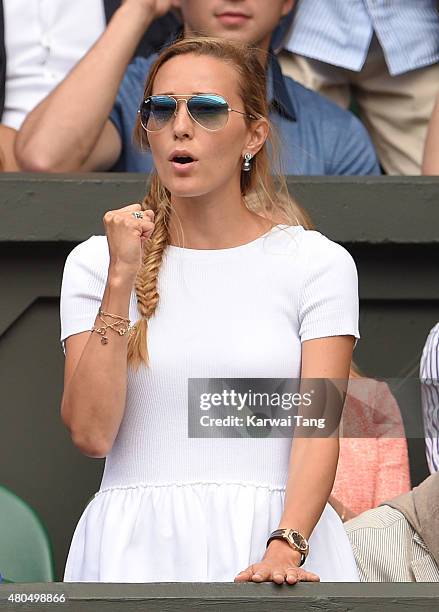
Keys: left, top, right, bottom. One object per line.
{"left": 116, "top": 202, "right": 143, "bottom": 213}
{"left": 271, "top": 568, "right": 286, "bottom": 584}
{"left": 121, "top": 208, "right": 154, "bottom": 223}
{"left": 298, "top": 569, "right": 320, "bottom": 582}
{"left": 138, "top": 220, "right": 155, "bottom": 237}
{"left": 234, "top": 568, "right": 253, "bottom": 582}
{"left": 285, "top": 569, "right": 299, "bottom": 584}
{"left": 143, "top": 209, "right": 155, "bottom": 221}
{"left": 251, "top": 566, "right": 270, "bottom": 582}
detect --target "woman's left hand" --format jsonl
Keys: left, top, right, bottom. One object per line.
{"left": 233, "top": 540, "right": 320, "bottom": 584}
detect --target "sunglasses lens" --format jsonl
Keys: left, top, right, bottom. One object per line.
{"left": 141, "top": 96, "right": 176, "bottom": 131}
{"left": 188, "top": 95, "right": 229, "bottom": 130}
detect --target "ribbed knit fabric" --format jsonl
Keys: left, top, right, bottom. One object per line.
{"left": 60, "top": 224, "right": 361, "bottom": 583}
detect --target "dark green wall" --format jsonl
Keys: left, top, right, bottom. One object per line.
{"left": 0, "top": 174, "right": 437, "bottom": 581}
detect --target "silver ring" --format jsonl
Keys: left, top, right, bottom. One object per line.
{"left": 132, "top": 211, "right": 144, "bottom": 219}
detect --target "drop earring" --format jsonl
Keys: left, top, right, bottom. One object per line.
{"left": 242, "top": 152, "right": 253, "bottom": 172}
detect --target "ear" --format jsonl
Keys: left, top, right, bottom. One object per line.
{"left": 243, "top": 118, "right": 270, "bottom": 157}
{"left": 281, "top": 0, "right": 295, "bottom": 17}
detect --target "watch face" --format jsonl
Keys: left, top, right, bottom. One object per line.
{"left": 288, "top": 530, "right": 308, "bottom": 551}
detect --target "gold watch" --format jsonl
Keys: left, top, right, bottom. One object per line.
{"left": 266, "top": 528, "right": 309, "bottom": 566}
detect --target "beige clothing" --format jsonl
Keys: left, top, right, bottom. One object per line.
{"left": 344, "top": 474, "right": 439, "bottom": 582}
{"left": 279, "top": 35, "right": 439, "bottom": 175}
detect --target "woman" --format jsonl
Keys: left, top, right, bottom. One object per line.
{"left": 60, "top": 37, "right": 360, "bottom": 584}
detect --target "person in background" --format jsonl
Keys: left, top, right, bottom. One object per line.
{"left": 344, "top": 473, "right": 439, "bottom": 582}
{"left": 0, "top": 0, "right": 179, "bottom": 171}
{"left": 420, "top": 322, "right": 439, "bottom": 474}
{"left": 422, "top": 94, "right": 439, "bottom": 175}
{"left": 278, "top": 0, "right": 439, "bottom": 175}
{"left": 329, "top": 365, "right": 411, "bottom": 521}
{"left": 15, "top": 0, "right": 380, "bottom": 176}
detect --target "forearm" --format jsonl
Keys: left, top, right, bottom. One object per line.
{"left": 16, "top": 3, "right": 153, "bottom": 171}
{"left": 0, "top": 125, "right": 19, "bottom": 171}
{"left": 277, "top": 437, "right": 340, "bottom": 537}
{"left": 61, "top": 270, "right": 134, "bottom": 457}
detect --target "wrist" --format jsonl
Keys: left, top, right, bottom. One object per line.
{"left": 108, "top": 264, "right": 138, "bottom": 288}
{"left": 265, "top": 540, "right": 302, "bottom": 564}
{"left": 115, "top": 2, "right": 155, "bottom": 32}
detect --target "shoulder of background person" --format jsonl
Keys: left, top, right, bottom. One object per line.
{"left": 281, "top": 72, "right": 360, "bottom": 124}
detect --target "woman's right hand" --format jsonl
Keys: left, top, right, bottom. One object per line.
{"left": 103, "top": 203, "right": 155, "bottom": 282}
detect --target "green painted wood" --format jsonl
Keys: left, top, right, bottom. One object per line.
{"left": 1, "top": 582, "right": 439, "bottom": 611}
{"left": 0, "top": 174, "right": 438, "bottom": 243}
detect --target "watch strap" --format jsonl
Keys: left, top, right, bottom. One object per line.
{"left": 266, "top": 529, "right": 308, "bottom": 567}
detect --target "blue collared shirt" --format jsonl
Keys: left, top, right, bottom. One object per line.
{"left": 285, "top": 0, "right": 439, "bottom": 76}
{"left": 109, "top": 52, "right": 380, "bottom": 175}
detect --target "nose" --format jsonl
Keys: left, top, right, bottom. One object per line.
{"left": 172, "top": 99, "right": 194, "bottom": 140}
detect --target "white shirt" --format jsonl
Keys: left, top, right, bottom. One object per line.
{"left": 285, "top": 0, "right": 439, "bottom": 76}
{"left": 3, "top": 0, "right": 106, "bottom": 129}
{"left": 60, "top": 225, "right": 360, "bottom": 486}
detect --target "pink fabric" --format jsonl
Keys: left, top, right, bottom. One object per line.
{"left": 331, "top": 379, "right": 411, "bottom": 515}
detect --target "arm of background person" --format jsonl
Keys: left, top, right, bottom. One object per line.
{"left": 15, "top": 0, "right": 175, "bottom": 173}
{"left": 0, "top": 125, "right": 19, "bottom": 171}
{"left": 374, "top": 382, "right": 411, "bottom": 505}
{"left": 422, "top": 93, "right": 439, "bottom": 175}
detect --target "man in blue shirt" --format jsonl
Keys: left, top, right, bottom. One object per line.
{"left": 16, "top": 0, "right": 380, "bottom": 176}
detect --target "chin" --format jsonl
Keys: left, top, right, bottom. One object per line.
{"left": 165, "top": 180, "right": 207, "bottom": 199}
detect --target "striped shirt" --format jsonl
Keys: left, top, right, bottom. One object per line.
{"left": 345, "top": 506, "right": 439, "bottom": 582}
{"left": 420, "top": 323, "right": 439, "bottom": 474}
{"left": 285, "top": 1, "right": 439, "bottom": 76}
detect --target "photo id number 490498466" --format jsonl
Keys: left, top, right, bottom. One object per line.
{"left": 5, "top": 593, "right": 67, "bottom": 604}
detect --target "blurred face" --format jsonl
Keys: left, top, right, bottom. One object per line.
{"left": 146, "top": 53, "right": 268, "bottom": 200}
{"left": 175, "top": 0, "right": 295, "bottom": 50}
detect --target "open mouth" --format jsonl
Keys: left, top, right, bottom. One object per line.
{"left": 172, "top": 156, "right": 195, "bottom": 165}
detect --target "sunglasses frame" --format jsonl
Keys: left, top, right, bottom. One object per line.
{"left": 137, "top": 93, "right": 258, "bottom": 133}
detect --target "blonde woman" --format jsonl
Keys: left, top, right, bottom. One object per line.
{"left": 60, "top": 37, "right": 360, "bottom": 584}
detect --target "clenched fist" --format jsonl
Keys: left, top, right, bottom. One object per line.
{"left": 104, "top": 203, "right": 155, "bottom": 282}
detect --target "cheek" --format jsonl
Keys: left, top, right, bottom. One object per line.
{"left": 148, "top": 135, "right": 168, "bottom": 170}
{"left": 203, "top": 128, "right": 246, "bottom": 170}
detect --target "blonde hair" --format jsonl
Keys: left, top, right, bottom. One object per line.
{"left": 128, "top": 36, "right": 311, "bottom": 368}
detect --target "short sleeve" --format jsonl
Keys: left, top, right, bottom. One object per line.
{"left": 59, "top": 236, "right": 109, "bottom": 355}
{"left": 298, "top": 232, "right": 360, "bottom": 345}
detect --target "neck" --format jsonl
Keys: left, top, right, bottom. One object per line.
{"left": 167, "top": 180, "right": 272, "bottom": 249}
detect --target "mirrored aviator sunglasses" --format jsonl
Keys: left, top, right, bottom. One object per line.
{"left": 138, "top": 94, "right": 254, "bottom": 132}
